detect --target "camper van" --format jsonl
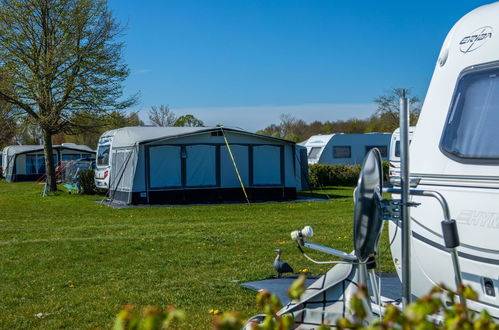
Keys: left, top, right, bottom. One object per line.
{"left": 388, "top": 1, "right": 499, "bottom": 318}
{"left": 301, "top": 133, "right": 392, "bottom": 165}
{"left": 388, "top": 127, "right": 415, "bottom": 179}
{"left": 95, "top": 132, "right": 114, "bottom": 189}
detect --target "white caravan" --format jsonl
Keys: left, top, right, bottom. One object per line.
{"left": 388, "top": 126, "right": 415, "bottom": 179}
{"left": 390, "top": 1, "right": 499, "bottom": 318}
{"left": 246, "top": 2, "right": 499, "bottom": 328}
{"left": 301, "top": 133, "right": 391, "bottom": 165}
{"left": 95, "top": 131, "right": 114, "bottom": 189}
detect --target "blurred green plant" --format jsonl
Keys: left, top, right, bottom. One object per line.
{"left": 112, "top": 277, "right": 497, "bottom": 330}
{"left": 337, "top": 283, "right": 497, "bottom": 330}
{"left": 113, "top": 304, "right": 185, "bottom": 330}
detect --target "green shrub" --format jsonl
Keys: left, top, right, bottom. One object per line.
{"left": 309, "top": 162, "right": 390, "bottom": 188}
{"left": 309, "top": 164, "right": 361, "bottom": 187}
{"left": 77, "top": 169, "right": 96, "bottom": 195}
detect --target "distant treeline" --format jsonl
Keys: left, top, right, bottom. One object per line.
{"left": 257, "top": 88, "right": 421, "bottom": 142}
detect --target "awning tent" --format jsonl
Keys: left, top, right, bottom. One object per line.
{"left": 101, "top": 127, "right": 309, "bottom": 204}
{"left": 2, "top": 144, "right": 95, "bottom": 182}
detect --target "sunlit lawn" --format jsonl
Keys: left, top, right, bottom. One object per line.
{"left": 0, "top": 181, "right": 394, "bottom": 329}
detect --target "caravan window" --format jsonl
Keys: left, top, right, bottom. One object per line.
{"left": 394, "top": 141, "right": 400, "bottom": 157}
{"left": 333, "top": 146, "right": 351, "bottom": 158}
{"left": 365, "top": 145, "right": 388, "bottom": 157}
{"left": 97, "top": 145, "right": 110, "bottom": 166}
{"left": 308, "top": 147, "right": 322, "bottom": 160}
{"left": 441, "top": 66, "right": 499, "bottom": 160}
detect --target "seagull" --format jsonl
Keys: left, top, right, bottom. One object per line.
{"left": 273, "top": 249, "right": 294, "bottom": 277}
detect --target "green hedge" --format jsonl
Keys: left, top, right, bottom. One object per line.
{"left": 309, "top": 164, "right": 360, "bottom": 187}
{"left": 77, "top": 169, "right": 97, "bottom": 195}
{"left": 309, "top": 162, "right": 390, "bottom": 187}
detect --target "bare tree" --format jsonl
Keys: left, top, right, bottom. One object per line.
{"left": 0, "top": 0, "right": 136, "bottom": 192}
{"left": 373, "top": 88, "right": 422, "bottom": 131}
{"left": 148, "top": 105, "right": 176, "bottom": 127}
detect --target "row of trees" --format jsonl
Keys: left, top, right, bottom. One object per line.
{"left": 257, "top": 88, "right": 421, "bottom": 142}
{"left": 1, "top": 106, "right": 205, "bottom": 150}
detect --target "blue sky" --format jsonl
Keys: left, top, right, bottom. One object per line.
{"left": 108, "top": 0, "right": 492, "bottom": 131}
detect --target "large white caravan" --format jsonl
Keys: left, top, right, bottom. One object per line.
{"left": 389, "top": 1, "right": 499, "bottom": 318}
{"left": 301, "top": 133, "right": 392, "bottom": 165}
{"left": 246, "top": 2, "right": 499, "bottom": 328}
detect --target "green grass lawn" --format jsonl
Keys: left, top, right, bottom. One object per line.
{"left": 0, "top": 181, "right": 394, "bottom": 329}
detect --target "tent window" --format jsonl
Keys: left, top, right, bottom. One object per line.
{"left": 253, "top": 145, "right": 281, "bottom": 185}
{"left": 62, "top": 154, "right": 84, "bottom": 162}
{"left": 97, "top": 145, "right": 110, "bottom": 166}
{"left": 220, "top": 145, "right": 249, "bottom": 187}
{"left": 186, "top": 145, "right": 216, "bottom": 187}
{"left": 25, "top": 154, "right": 56, "bottom": 174}
{"left": 441, "top": 66, "right": 499, "bottom": 160}
{"left": 26, "top": 155, "right": 40, "bottom": 174}
{"left": 365, "top": 145, "right": 388, "bottom": 157}
{"left": 149, "top": 146, "right": 182, "bottom": 188}
{"left": 308, "top": 147, "right": 322, "bottom": 160}
{"left": 333, "top": 146, "right": 351, "bottom": 158}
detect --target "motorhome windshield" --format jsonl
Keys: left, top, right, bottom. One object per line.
{"left": 97, "top": 145, "right": 110, "bottom": 166}
{"left": 441, "top": 66, "right": 499, "bottom": 160}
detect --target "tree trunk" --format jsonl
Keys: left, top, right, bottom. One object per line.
{"left": 42, "top": 127, "right": 57, "bottom": 192}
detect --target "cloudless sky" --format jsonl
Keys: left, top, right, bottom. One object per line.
{"left": 108, "top": 0, "right": 493, "bottom": 131}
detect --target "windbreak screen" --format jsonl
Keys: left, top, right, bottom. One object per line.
{"left": 149, "top": 146, "right": 181, "bottom": 188}
{"left": 186, "top": 145, "right": 216, "bottom": 187}
{"left": 441, "top": 67, "right": 499, "bottom": 160}
{"left": 220, "top": 145, "right": 249, "bottom": 187}
{"left": 253, "top": 145, "right": 281, "bottom": 185}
